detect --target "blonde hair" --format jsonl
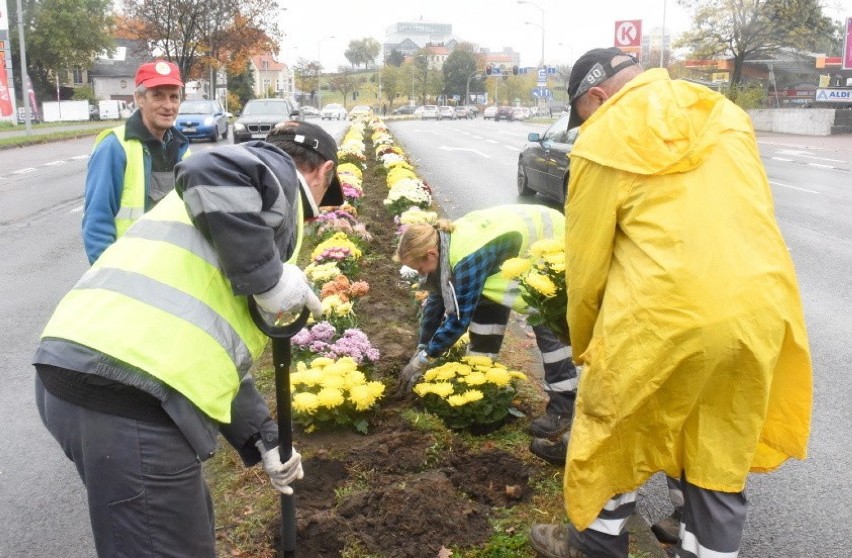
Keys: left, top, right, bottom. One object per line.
{"left": 393, "top": 219, "right": 455, "bottom": 263}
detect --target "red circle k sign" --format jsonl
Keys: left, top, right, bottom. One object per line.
{"left": 614, "top": 20, "right": 642, "bottom": 48}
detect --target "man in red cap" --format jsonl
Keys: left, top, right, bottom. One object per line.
{"left": 82, "top": 59, "right": 190, "bottom": 264}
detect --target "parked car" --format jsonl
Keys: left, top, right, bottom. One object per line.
{"left": 513, "top": 107, "right": 531, "bottom": 121}
{"left": 516, "top": 113, "right": 579, "bottom": 204}
{"left": 454, "top": 106, "right": 472, "bottom": 119}
{"left": 392, "top": 104, "right": 417, "bottom": 115}
{"left": 301, "top": 105, "right": 321, "bottom": 118}
{"left": 175, "top": 99, "right": 229, "bottom": 142}
{"left": 420, "top": 105, "right": 440, "bottom": 120}
{"left": 494, "top": 105, "right": 516, "bottom": 121}
{"left": 321, "top": 103, "right": 347, "bottom": 120}
{"left": 232, "top": 98, "right": 300, "bottom": 144}
{"left": 348, "top": 105, "right": 373, "bottom": 119}
{"left": 438, "top": 105, "right": 456, "bottom": 120}
{"left": 482, "top": 105, "right": 498, "bottom": 120}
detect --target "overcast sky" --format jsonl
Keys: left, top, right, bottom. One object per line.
{"left": 279, "top": 0, "right": 852, "bottom": 70}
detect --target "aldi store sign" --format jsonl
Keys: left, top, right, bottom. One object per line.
{"left": 815, "top": 88, "right": 852, "bottom": 102}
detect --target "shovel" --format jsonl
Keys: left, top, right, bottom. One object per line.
{"left": 248, "top": 300, "right": 310, "bottom": 558}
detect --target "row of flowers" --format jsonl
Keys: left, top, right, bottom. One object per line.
{"left": 369, "top": 117, "right": 529, "bottom": 431}
{"left": 288, "top": 117, "right": 385, "bottom": 434}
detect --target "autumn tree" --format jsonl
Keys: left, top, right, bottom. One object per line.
{"left": 344, "top": 37, "right": 381, "bottom": 69}
{"left": 380, "top": 64, "right": 404, "bottom": 107}
{"left": 676, "top": 0, "right": 836, "bottom": 85}
{"left": 386, "top": 49, "right": 405, "bottom": 67}
{"left": 8, "top": 0, "right": 115, "bottom": 99}
{"left": 408, "top": 48, "right": 443, "bottom": 104}
{"left": 293, "top": 57, "right": 321, "bottom": 104}
{"left": 121, "top": 0, "right": 279, "bottom": 93}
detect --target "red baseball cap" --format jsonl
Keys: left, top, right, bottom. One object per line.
{"left": 135, "top": 60, "right": 184, "bottom": 88}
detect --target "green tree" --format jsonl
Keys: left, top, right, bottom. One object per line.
{"left": 408, "top": 49, "right": 443, "bottom": 104}
{"left": 227, "top": 60, "right": 255, "bottom": 112}
{"left": 676, "top": 0, "right": 836, "bottom": 85}
{"left": 344, "top": 37, "right": 382, "bottom": 69}
{"left": 10, "top": 0, "right": 115, "bottom": 99}
{"left": 386, "top": 49, "right": 405, "bottom": 67}
{"left": 441, "top": 43, "right": 481, "bottom": 104}
{"left": 380, "top": 65, "right": 403, "bottom": 108}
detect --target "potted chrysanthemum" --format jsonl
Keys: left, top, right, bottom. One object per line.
{"left": 500, "top": 238, "right": 569, "bottom": 345}
{"left": 290, "top": 356, "right": 386, "bottom": 434}
{"left": 413, "top": 355, "right": 526, "bottom": 432}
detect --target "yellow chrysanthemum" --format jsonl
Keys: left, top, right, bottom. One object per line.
{"left": 337, "top": 162, "right": 363, "bottom": 179}
{"left": 530, "top": 238, "right": 563, "bottom": 257}
{"left": 461, "top": 371, "right": 487, "bottom": 386}
{"left": 319, "top": 373, "right": 345, "bottom": 390}
{"left": 348, "top": 384, "right": 378, "bottom": 411}
{"left": 309, "top": 356, "right": 335, "bottom": 369}
{"left": 289, "top": 371, "right": 307, "bottom": 386}
{"left": 336, "top": 357, "right": 359, "bottom": 373}
{"left": 300, "top": 368, "right": 325, "bottom": 387}
{"left": 525, "top": 272, "right": 557, "bottom": 298}
{"left": 510, "top": 371, "right": 528, "bottom": 380}
{"left": 335, "top": 301, "right": 353, "bottom": 317}
{"left": 461, "top": 389, "right": 484, "bottom": 403}
{"left": 429, "top": 381, "right": 456, "bottom": 398}
{"left": 292, "top": 392, "right": 320, "bottom": 414}
{"left": 343, "top": 370, "right": 367, "bottom": 389}
{"left": 366, "top": 381, "right": 386, "bottom": 399}
{"left": 462, "top": 355, "right": 494, "bottom": 367}
{"left": 317, "top": 387, "right": 345, "bottom": 408}
{"left": 484, "top": 367, "right": 512, "bottom": 387}
{"left": 447, "top": 394, "right": 468, "bottom": 407}
{"left": 500, "top": 257, "right": 533, "bottom": 280}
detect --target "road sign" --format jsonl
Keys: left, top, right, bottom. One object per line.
{"left": 546, "top": 67, "right": 557, "bottom": 75}
{"left": 537, "top": 68, "right": 547, "bottom": 87}
{"left": 614, "top": 20, "right": 642, "bottom": 48}
{"left": 532, "top": 87, "right": 552, "bottom": 99}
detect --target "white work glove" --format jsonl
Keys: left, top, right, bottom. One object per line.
{"left": 253, "top": 263, "right": 323, "bottom": 321}
{"left": 396, "top": 349, "right": 432, "bottom": 396}
{"left": 255, "top": 440, "right": 304, "bottom": 495}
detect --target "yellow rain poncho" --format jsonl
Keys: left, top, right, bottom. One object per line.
{"left": 564, "top": 69, "right": 812, "bottom": 530}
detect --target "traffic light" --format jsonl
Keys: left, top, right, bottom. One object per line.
{"left": 352, "top": 91, "right": 359, "bottom": 100}
{"left": 512, "top": 66, "right": 519, "bottom": 75}
{"left": 485, "top": 65, "right": 492, "bottom": 76}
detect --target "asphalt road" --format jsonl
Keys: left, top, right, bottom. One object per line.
{"left": 0, "top": 119, "right": 849, "bottom": 557}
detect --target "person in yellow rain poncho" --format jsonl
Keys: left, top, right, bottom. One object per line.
{"left": 528, "top": 48, "right": 812, "bottom": 558}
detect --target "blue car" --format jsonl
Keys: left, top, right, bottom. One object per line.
{"left": 175, "top": 100, "right": 229, "bottom": 142}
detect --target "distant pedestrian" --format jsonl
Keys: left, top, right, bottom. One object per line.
{"left": 82, "top": 59, "right": 189, "bottom": 264}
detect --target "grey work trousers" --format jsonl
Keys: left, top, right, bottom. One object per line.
{"left": 35, "top": 376, "right": 216, "bottom": 558}
{"left": 467, "top": 298, "right": 577, "bottom": 416}
{"left": 571, "top": 473, "right": 747, "bottom": 557}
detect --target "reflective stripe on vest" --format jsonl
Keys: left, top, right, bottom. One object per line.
{"left": 94, "top": 126, "right": 145, "bottom": 238}
{"left": 448, "top": 205, "right": 564, "bottom": 313}
{"left": 40, "top": 190, "right": 294, "bottom": 423}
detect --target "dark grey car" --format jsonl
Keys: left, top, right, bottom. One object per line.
{"left": 516, "top": 113, "right": 579, "bottom": 204}
{"left": 232, "top": 99, "right": 301, "bottom": 144}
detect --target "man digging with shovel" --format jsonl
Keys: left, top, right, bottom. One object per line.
{"left": 33, "top": 121, "right": 343, "bottom": 557}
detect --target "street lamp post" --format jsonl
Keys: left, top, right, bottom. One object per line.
{"left": 465, "top": 69, "right": 482, "bottom": 107}
{"left": 316, "top": 35, "right": 335, "bottom": 109}
{"left": 518, "top": 0, "right": 545, "bottom": 67}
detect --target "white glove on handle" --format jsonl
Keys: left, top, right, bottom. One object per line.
{"left": 255, "top": 440, "right": 304, "bottom": 495}
{"left": 253, "top": 263, "right": 323, "bottom": 320}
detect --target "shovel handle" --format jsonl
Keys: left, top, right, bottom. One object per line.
{"left": 247, "top": 298, "right": 309, "bottom": 557}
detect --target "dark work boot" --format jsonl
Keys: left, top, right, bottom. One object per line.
{"left": 529, "top": 524, "right": 588, "bottom": 558}
{"left": 651, "top": 507, "right": 682, "bottom": 544}
{"left": 529, "top": 411, "right": 573, "bottom": 438}
{"left": 529, "top": 432, "right": 569, "bottom": 465}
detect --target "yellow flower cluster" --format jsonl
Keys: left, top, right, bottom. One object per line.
{"left": 291, "top": 356, "right": 385, "bottom": 414}
{"left": 304, "top": 261, "right": 343, "bottom": 285}
{"left": 413, "top": 356, "right": 526, "bottom": 403}
{"left": 337, "top": 162, "right": 363, "bottom": 180}
{"left": 320, "top": 294, "right": 354, "bottom": 319}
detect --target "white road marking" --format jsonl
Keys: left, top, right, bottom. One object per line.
{"left": 776, "top": 149, "right": 844, "bottom": 163}
{"left": 808, "top": 163, "right": 834, "bottom": 169}
{"left": 12, "top": 167, "right": 36, "bottom": 174}
{"left": 438, "top": 146, "right": 492, "bottom": 158}
{"left": 772, "top": 157, "right": 793, "bottom": 162}
{"left": 70, "top": 155, "right": 89, "bottom": 160}
{"left": 769, "top": 180, "right": 819, "bottom": 194}
{"left": 44, "top": 160, "right": 66, "bottom": 166}
{"left": 71, "top": 205, "right": 84, "bottom": 213}
{"left": 503, "top": 145, "right": 520, "bottom": 151}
